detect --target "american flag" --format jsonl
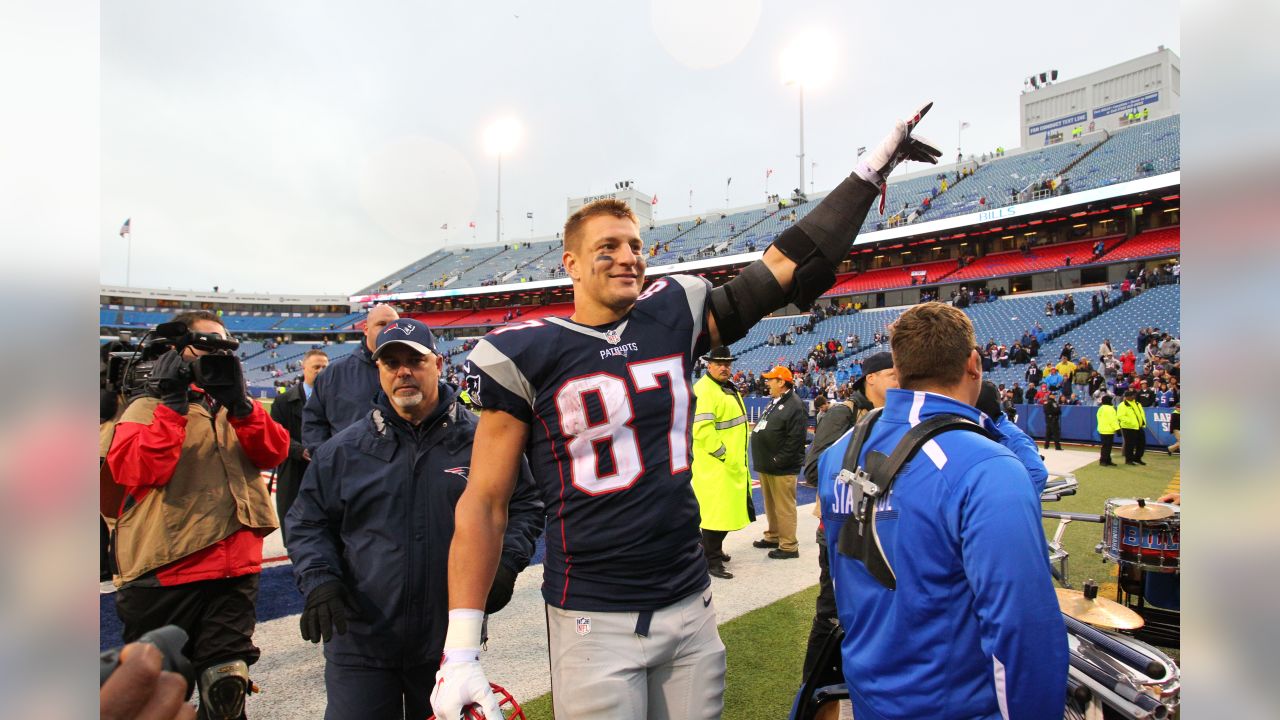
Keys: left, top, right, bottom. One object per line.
{"left": 119, "top": 218, "right": 131, "bottom": 237}
{"left": 651, "top": 195, "right": 658, "bottom": 205}
{"left": 468, "top": 221, "right": 476, "bottom": 228}
{"left": 440, "top": 223, "right": 448, "bottom": 230}
{"left": 766, "top": 169, "right": 773, "bottom": 177}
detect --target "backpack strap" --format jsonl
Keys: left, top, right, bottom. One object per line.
{"left": 835, "top": 412, "right": 993, "bottom": 590}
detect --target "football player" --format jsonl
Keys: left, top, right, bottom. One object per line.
{"left": 431, "top": 104, "right": 941, "bottom": 720}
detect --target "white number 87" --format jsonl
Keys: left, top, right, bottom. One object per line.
{"left": 554, "top": 355, "right": 689, "bottom": 495}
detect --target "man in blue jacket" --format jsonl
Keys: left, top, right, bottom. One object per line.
{"left": 285, "top": 318, "right": 543, "bottom": 720}
{"left": 301, "top": 303, "right": 399, "bottom": 452}
{"left": 816, "top": 303, "right": 1066, "bottom": 719}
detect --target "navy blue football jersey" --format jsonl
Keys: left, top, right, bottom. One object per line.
{"left": 464, "top": 275, "right": 714, "bottom": 611}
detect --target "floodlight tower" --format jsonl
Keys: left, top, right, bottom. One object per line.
{"left": 483, "top": 117, "right": 523, "bottom": 244}
{"left": 780, "top": 32, "right": 835, "bottom": 201}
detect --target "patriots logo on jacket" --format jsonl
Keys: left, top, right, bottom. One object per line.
{"left": 444, "top": 466, "right": 470, "bottom": 479}
{"left": 465, "top": 374, "right": 483, "bottom": 405}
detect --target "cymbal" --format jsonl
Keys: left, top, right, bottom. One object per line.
{"left": 1114, "top": 502, "right": 1174, "bottom": 521}
{"left": 1056, "top": 588, "right": 1145, "bottom": 630}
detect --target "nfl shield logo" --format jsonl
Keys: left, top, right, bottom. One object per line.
{"left": 605, "top": 329, "right": 620, "bottom": 344}
{"left": 575, "top": 617, "right": 592, "bottom": 636}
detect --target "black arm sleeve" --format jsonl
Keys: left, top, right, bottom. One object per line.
{"left": 710, "top": 174, "right": 880, "bottom": 344}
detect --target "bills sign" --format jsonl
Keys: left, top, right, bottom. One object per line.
{"left": 1093, "top": 92, "right": 1159, "bottom": 119}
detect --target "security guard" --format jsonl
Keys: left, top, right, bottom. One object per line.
{"left": 1096, "top": 394, "right": 1120, "bottom": 466}
{"left": 691, "top": 346, "right": 753, "bottom": 579}
{"left": 1117, "top": 390, "right": 1148, "bottom": 465}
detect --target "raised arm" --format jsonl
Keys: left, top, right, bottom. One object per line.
{"left": 706, "top": 103, "right": 941, "bottom": 346}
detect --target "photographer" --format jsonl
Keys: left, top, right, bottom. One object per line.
{"left": 103, "top": 310, "right": 288, "bottom": 720}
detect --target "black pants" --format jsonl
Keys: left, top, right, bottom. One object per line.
{"left": 324, "top": 660, "right": 438, "bottom": 720}
{"left": 802, "top": 526, "right": 840, "bottom": 680}
{"left": 1044, "top": 420, "right": 1062, "bottom": 449}
{"left": 275, "top": 473, "right": 300, "bottom": 545}
{"left": 701, "top": 529, "right": 728, "bottom": 565}
{"left": 1122, "top": 428, "right": 1146, "bottom": 462}
{"left": 115, "top": 573, "right": 261, "bottom": 670}
{"left": 1099, "top": 434, "right": 1115, "bottom": 464}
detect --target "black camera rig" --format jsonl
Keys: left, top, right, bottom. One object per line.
{"left": 114, "top": 321, "right": 243, "bottom": 400}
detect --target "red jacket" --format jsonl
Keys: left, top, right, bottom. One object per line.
{"left": 108, "top": 397, "right": 289, "bottom": 586}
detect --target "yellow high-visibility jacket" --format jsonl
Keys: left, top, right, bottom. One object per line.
{"left": 1117, "top": 400, "right": 1147, "bottom": 430}
{"left": 1096, "top": 404, "right": 1120, "bottom": 435}
{"left": 691, "top": 374, "right": 752, "bottom": 531}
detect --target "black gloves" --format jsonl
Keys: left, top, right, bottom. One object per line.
{"left": 300, "top": 580, "right": 354, "bottom": 643}
{"left": 146, "top": 351, "right": 193, "bottom": 415}
{"left": 485, "top": 563, "right": 518, "bottom": 614}
{"left": 200, "top": 356, "right": 255, "bottom": 418}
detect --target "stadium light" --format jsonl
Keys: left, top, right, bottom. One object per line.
{"left": 780, "top": 31, "right": 836, "bottom": 201}
{"left": 483, "top": 117, "right": 523, "bottom": 244}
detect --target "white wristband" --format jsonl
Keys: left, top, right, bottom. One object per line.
{"left": 443, "top": 609, "right": 485, "bottom": 659}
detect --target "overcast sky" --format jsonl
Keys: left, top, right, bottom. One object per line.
{"left": 100, "top": 0, "right": 1179, "bottom": 296}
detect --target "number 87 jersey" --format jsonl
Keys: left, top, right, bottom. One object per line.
{"left": 464, "top": 275, "right": 714, "bottom": 612}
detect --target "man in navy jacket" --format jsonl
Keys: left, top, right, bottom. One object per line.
{"left": 817, "top": 303, "right": 1066, "bottom": 719}
{"left": 286, "top": 318, "right": 543, "bottom": 720}
{"left": 301, "top": 304, "right": 399, "bottom": 452}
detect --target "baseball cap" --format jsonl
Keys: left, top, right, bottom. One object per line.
{"left": 852, "top": 351, "right": 894, "bottom": 391}
{"left": 761, "top": 365, "right": 793, "bottom": 383}
{"left": 373, "top": 318, "right": 437, "bottom": 360}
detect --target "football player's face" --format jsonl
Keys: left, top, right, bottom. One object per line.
{"left": 567, "top": 215, "right": 646, "bottom": 311}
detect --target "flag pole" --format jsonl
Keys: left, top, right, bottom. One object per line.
{"left": 126, "top": 231, "right": 132, "bottom": 286}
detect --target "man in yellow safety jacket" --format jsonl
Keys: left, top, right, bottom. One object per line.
{"left": 691, "top": 346, "right": 754, "bottom": 579}
{"left": 1117, "top": 390, "right": 1148, "bottom": 465}
{"left": 1095, "top": 394, "right": 1120, "bottom": 466}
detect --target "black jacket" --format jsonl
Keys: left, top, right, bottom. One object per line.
{"left": 286, "top": 382, "right": 544, "bottom": 668}
{"left": 1044, "top": 399, "right": 1062, "bottom": 423}
{"left": 751, "top": 389, "right": 808, "bottom": 475}
{"left": 302, "top": 343, "right": 381, "bottom": 452}
{"left": 269, "top": 382, "right": 309, "bottom": 522}
{"left": 802, "top": 400, "right": 861, "bottom": 486}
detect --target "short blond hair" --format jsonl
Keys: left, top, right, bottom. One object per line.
{"left": 889, "top": 302, "right": 975, "bottom": 389}
{"left": 563, "top": 199, "right": 637, "bottom": 253}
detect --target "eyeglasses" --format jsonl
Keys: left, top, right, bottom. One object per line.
{"left": 379, "top": 355, "right": 432, "bottom": 371}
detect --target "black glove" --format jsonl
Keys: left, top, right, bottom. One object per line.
{"left": 200, "top": 356, "right": 255, "bottom": 417}
{"left": 146, "top": 351, "right": 193, "bottom": 415}
{"left": 300, "top": 580, "right": 353, "bottom": 643}
{"left": 485, "top": 563, "right": 518, "bottom": 614}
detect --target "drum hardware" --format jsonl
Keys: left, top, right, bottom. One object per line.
{"left": 1066, "top": 623, "right": 1180, "bottom": 719}
{"left": 1113, "top": 498, "right": 1174, "bottom": 521}
{"left": 1057, "top": 582, "right": 1145, "bottom": 631}
{"left": 1042, "top": 510, "right": 1104, "bottom": 589}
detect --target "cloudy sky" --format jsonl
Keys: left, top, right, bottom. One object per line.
{"left": 100, "top": 0, "right": 1179, "bottom": 296}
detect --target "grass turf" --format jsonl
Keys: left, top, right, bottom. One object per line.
{"left": 509, "top": 452, "right": 1182, "bottom": 718}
